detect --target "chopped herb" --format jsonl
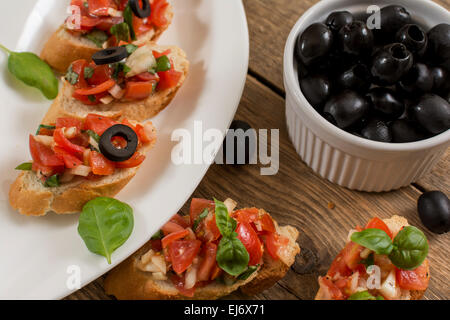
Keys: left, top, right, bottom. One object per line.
{"left": 15, "top": 162, "right": 32, "bottom": 171}
{"left": 124, "top": 44, "right": 138, "bottom": 55}
{"left": 85, "top": 129, "right": 100, "bottom": 142}
{"left": 84, "top": 67, "right": 94, "bottom": 79}
{"left": 348, "top": 291, "right": 384, "bottom": 300}
{"left": 65, "top": 65, "right": 79, "bottom": 85}
{"left": 123, "top": 64, "right": 131, "bottom": 74}
{"left": 151, "top": 230, "right": 163, "bottom": 240}
{"left": 237, "top": 265, "right": 259, "bottom": 280}
{"left": 124, "top": 4, "right": 136, "bottom": 41}
{"left": 193, "top": 209, "right": 209, "bottom": 231}
{"left": 83, "top": 2, "right": 89, "bottom": 8}
{"left": 110, "top": 23, "right": 130, "bottom": 43}
{"left": 44, "top": 174, "right": 60, "bottom": 188}
{"left": 155, "top": 55, "right": 171, "bottom": 72}
{"left": 88, "top": 95, "right": 96, "bottom": 102}
{"left": 84, "top": 30, "right": 108, "bottom": 48}
{"left": 36, "top": 124, "right": 56, "bottom": 135}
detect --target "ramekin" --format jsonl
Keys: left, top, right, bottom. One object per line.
{"left": 284, "top": 0, "right": 450, "bottom": 192}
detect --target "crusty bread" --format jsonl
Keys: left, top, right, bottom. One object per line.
{"left": 104, "top": 209, "right": 301, "bottom": 300}
{"left": 41, "top": 4, "right": 173, "bottom": 73}
{"left": 9, "top": 124, "right": 156, "bottom": 217}
{"left": 42, "top": 44, "right": 189, "bottom": 124}
{"left": 314, "top": 215, "right": 429, "bottom": 300}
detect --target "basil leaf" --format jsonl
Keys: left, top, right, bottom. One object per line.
{"left": 193, "top": 209, "right": 209, "bottom": 231}
{"left": 214, "top": 198, "right": 237, "bottom": 237}
{"left": 124, "top": 44, "right": 138, "bottom": 55}
{"left": 151, "top": 230, "right": 163, "bottom": 240}
{"left": 15, "top": 162, "right": 32, "bottom": 171}
{"left": 84, "top": 67, "right": 94, "bottom": 79}
{"left": 351, "top": 229, "right": 394, "bottom": 255}
{"left": 78, "top": 197, "right": 134, "bottom": 264}
{"left": 85, "top": 129, "right": 100, "bottom": 143}
{"left": 110, "top": 22, "right": 130, "bottom": 43}
{"left": 348, "top": 291, "right": 383, "bottom": 300}
{"left": 84, "top": 30, "right": 108, "bottom": 48}
{"left": 124, "top": 4, "right": 136, "bottom": 41}
{"left": 237, "top": 265, "right": 259, "bottom": 280}
{"left": 216, "top": 235, "right": 250, "bottom": 276}
{"left": 36, "top": 124, "right": 56, "bottom": 135}
{"left": 123, "top": 64, "right": 131, "bottom": 74}
{"left": 44, "top": 174, "right": 60, "bottom": 187}
{"left": 155, "top": 55, "right": 171, "bottom": 72}
{"left": 65, "top": 65, "right": 79, "bottom": 85}
{"left": 0, "top": 46, "right": 59, "bottom": 100}
{"left": 389, "top": 226, "right": 428, "bottom": 270}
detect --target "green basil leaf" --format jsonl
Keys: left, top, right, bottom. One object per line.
{"left": 110, "top": 22, "right": 130, "bottom": 43}
{"left": 124, "top": 44, "right": 138, "bottom": 55}
{"left": 78, "top": 197, "right": 134, "bottom": 264}
{"left": 1, "top": 46, "right": 59, "bottom": 100}
{"left": 151, "top": 230, "right": 163, "bottom": 240}
{"left": 214, "top": 198, "right": 237, "bottom": 237}
{"left": 15, "top": 162, "right": 32, "bottom": 171}
{"left": 123, "top": 64, "right": 131, "bottom": 74}
{"left": 44, "top": 174, "right": 60, "bottom": 187}
{"left": 389, "top": 226, "right": 428, "bottom": 270}
{"left": 216, "top": 235, "right": 249, "bottom": 276}
{"left": 351, "top": 229, "right": 394, "bottom": 255}
{"left": 84, "top": 30, "right": 109, "bottom": 48}
{"left": 65, "top": 65, "right": 79, "bottom": 85}
{"left": 124, "top": 4, "right": 136, "bottom": 41}
{"left": 155, "top": 55, "right": 171, "bottom": 72}
{"left": 36, "top": 124, "right": 56, "bottom": 135}
{"left": 84, "top": 67, "right": 94, "bottom": 79}
{"left": 193, "top": 209, "right": 209, "bottom": 231}
{"left": 85, "top": 129, "right": 100, "bottom": 143}
{"left": 237, "top": 265, "right": 259, "bottom": 280}
{"left": 348, "top": 291, "right": 383, "bottom": 300}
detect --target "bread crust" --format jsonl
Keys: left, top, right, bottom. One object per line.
{"left": 104, "top": 210, "right": 301, "bottom": 300}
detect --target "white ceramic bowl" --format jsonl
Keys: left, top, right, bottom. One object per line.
{"left": 284, "top": 0, "right": 450, "bottom": 192}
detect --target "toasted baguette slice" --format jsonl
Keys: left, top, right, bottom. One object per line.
{"left": 40, "top": 4, "right": 173, "bottom": 73}
{"left": 315, "top": 215, "right": 429, "bottom": 300}
{"left": 104, "top": 209, "right": 301, "bottom": 300}
{"left": 42, "top": 44, "right": 189, "bottom": 124}
{"left": 9, "top": 123, "right": 156, "bottom": 217}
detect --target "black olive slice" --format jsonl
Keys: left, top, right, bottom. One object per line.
{"left": 129, "top": 0, "right": 151, "bottom": 18}
{"left": 92, "top": 47, "right": 128, "bottom": 65}
{"left": 99, "top": 124, "right": 138, "bottom": 162}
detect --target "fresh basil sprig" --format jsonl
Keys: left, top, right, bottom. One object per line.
{"left": 351, "top": 226, "right": 428, "bottom": 270}
{"left": 0, "top": 45, "right": 58, "bottom": 99}
{"left": 237, "top": 265, "right": 259, "bottom": 280}
{"left": 214, "top": 199, "right": 249, "bottom": 276}
{"left": 124, "top": 4, "right": 137, "bottom": 41}
{"left": 348, "top": 291, "right": 384, "bottom": 300}
{"left": 78, "top": 197, "right": 134, "bottom": 264}
{"left": 15, "top": 162, "right": 32, "bottom": 171}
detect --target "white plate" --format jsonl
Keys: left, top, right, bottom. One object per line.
{"left": 0, "top": 0, "right": 248, "bottom": 299}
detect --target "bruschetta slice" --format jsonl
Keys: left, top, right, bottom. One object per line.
{"left": 9, "top": 114, "right": 156, "bottom": 216}
{"left": 104, "top": 198, "right": 301, "bottom": 299}
{"left": 315, "top": 216, "right": 430, "bottom": 300}
{"left": 43, "top": 43, "right": 188, "bottom": 124}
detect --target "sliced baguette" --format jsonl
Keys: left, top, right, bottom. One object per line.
{"left": 104, "top": 209, "right": 301, "bottom": 300}
{"left": 40, "top": 4, "right": 173, "bottom": 73}
{"left": 315, "top": 215, "right": 429, "bottom": 300}
{"left": 42, "top": 44, "right": 189, "bottom": 124}
{"left": 9, "top": 123, "right": 156, "bottom": 217}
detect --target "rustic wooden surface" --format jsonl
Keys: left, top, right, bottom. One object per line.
{"left": 67, "top": 0, "right": 450, "bottom": 300}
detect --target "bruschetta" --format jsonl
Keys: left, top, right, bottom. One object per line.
{"left": 104, "top": 198, "right": 301, "bottom": 299}
{"left": 41, "top": 0, "right": 173, "bottom": 73}
{"left": 315, "top": 216, "right": 430, "bottom": 300}
{"left": 43, "top": 43, "right": 188, "bottom": 124}
{"left": 9, "top": 114, "right": 156, "bottom": 216}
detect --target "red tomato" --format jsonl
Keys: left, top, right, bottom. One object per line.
{"left": 162, "top": 229, "right": 190, "bottom": 248}
{"left": 89, "top": 151, "right": 115, "bottom": 175}
{"left": 83, "top": 114, "right": 117, "bottom": 135}
{"left": 258, "top": 214, "right": 276, "bottom": 233}
{"left": 170, "top": 214, "right": 190, "bottom": 228}
{"left": 132, "top": 15, "right": 152, "bottom": 35}
{"left": 396, "top": 260, "right": 429, "bottom": 290}
{"left": 95, "top": 16, "right": 124, "bottom": 31}
{"left": 189, "top": 198, "right": 215, "bottom": 222}
{"left": 265, "top": 232, "right": 289, "bottom": 260}
{"left": 56, "top": 117, "right": 83, "bottom": 130}
{"left": 203, "top": 214, "right": 221, "bottom": 242}
{"left": 72, "top": 91, "right": 107, "bottom": 105}
{"left": 70, "top": 60, "right": 88, "bottom": 88}
{"left": 133, "top": 72, "right": 159, "bottom": 82}
{"left": 114, "top": 153, "right": 146, "bottom": 168}
{"left": 197, "top": 243, "right": 218, "bottom": 282}
{"left": 342, "top": 241, "right": 364, "bottom": 270}
{"left": 53, "top": 129, "right": 85, "bottom": 155}
{"left": 53, "top": 146, "right": 83, "bottom": 168}
{"left": 161, "top": 221, "right": 185, "bottom": 235}
{"left": 233, "top": 208, "right": 259, "bottom": 224}
{"left": 123, "top": 81, "right": 154, "bottom": 100}
{"left": 157, "top": 68, "right": 182, "bottom": 90}
{"left": 366, "top": 217, "right": 393, "bottom": 239}
{"left": 327, "top": 249, "right": 352, "bottom": 278}
{"left": 150, "top": 0, "right": 169, "bottom": 27}
{"left": 88, "top": 0, "right": 116, "bottom": 16}
{"left": 170, "top": 273, "right": 195, "bottom": 298}
{"left": 75, "top": 79, "right": 116, "bottom": 95}
{"left": 134, "top": 124, "right": 151, "bottom": 144}
{"left": 87, "top": 65, "right": 112, "bottom": 86}
{"left": 150, "top": 239, "right": 162, "bottom": 252}
{"left": 152, "top": 49, "right": 171, "bottom": 59}
{"left": 79, "top": 16, "right": 101, "bottom": 30}
{"left": 236, "top": 222, "right": 263, "bottom": 266}
{"left": 32, "top": 161, "right": 57, "bottom": 176}
{"left": 169, "top": 240, "right": 201, "bottom": 274}
{"left": 29, "top": 135, "right": 64, "bottom": 167}
{"left": 319, "top": 277, "right": 345, "bottom": 300}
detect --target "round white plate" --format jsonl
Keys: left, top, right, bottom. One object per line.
{"left": 0, "top": 0, "right": 248, "bottom": 299}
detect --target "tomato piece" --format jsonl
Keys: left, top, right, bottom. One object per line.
{"left": 170, "top": 214, "right": 190, "bottom": 229}
{"left": 54, "top": 129, "right": 85, "bottom": 155}
{"left": 169, "top": 240, "right": 201, "bottom": 274}
{"left": 32, "top": 161, "right": 57, "bottom": 176}
{"left": 396, "top": 260, "right": 429, "bottom": 290}
{"left": 265, "top": 232, "right": 289, "bottom": 260}
{"left": 95, "top": 16, "right": 124, "bottom": 31}
{"left": 327, "top": 250, "right": 353, "bottom": 278}
{"left": 132, "top": 15, "right": 152, "bottom": 35}
{"left": 319, "top": 277, "right": 345, "bottom": 300}
{"left": 162, "top": 229, "right": 190, "bottom": 248}
{"left": 123, "top": 81, "right": 154, "bottom": 100}
{"left": 233, "top": 208, "right": 259, "bottom": 224}
{"left": 89, "top": 151, "right": 115, "bottom": 175}
{"left": 157, "top": 68, "right": 182, "bottom": 90}
{"left": 236, "top": 222, "right": 263, "bottom": 266}
{"left": 152, "top": 49, "right": 171, "bottom": 59}
{"left": 342, "top": 241, "right": 364, "bottom": 270}
{"left": 29, "top": 135, "right": 64, "bottom": 167}
{"left": 150, "top": 239, "right": 162, "bottom": 252}
{"left": 75, "top": 79, "right": 116, "bottom": 95}
{"left": 87, "top": 64, "right": 112, "bottom": 86}
{"left": 114, "top": 153, "right": 146, "bottom": 168}
{"left": 170, "top": 273, "right": 196, "bottom": 298}
{"left": 365, "top": 217, "right": 393, "bottom": 239}
{"left": 150, "top": 0, "right": 169, "bottom": 27}
{"left": 259, "top": 214, "right": 276, "bottom": 233}
{"left": 88, "top": 0, "right": 116, "bottom": 16}
{"left": 133, "top": 72, "right": 159, "bottom": 82}
{"left": 56, "top": 117, "right": 83, "bottom": 130}
{"left": 161, "top": 221, "right": 185, "bottom": 235}
{"left": 197, "top": 243, "right": 218, "bottom": 282}
{"left": 83, "top": 114, "right": 117, "bottom": 135}
{"left": 134, "top": 124, "right": 151, "bottom": 144}
{"left": 79, "top": 15, "right": 102, "bottom": 30}
{"left": 72, "top": 91, "right": 107, "bottom": 105}
{"left": 70, "top": 59, "right": 88, "bottom": 88}
{"left": 189, "top": 198, "right": 215, "bottom": 223}
{"left": 54, "top": 146, "right": 83, "bottom": 168}
{"left": 203, "top": 214, "right": 221, "bottom": 242}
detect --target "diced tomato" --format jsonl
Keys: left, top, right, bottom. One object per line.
{"left": 95, "top": 16, "right": 124, "bottom": 31}
{"left": 123, "top": 81, "right": 154, "bottom": 100}
{"left": 75, "top": 79, "right": 116, "bottom": 96}
{"left": 327, "top": 250, "right": 352, "bottom": 278}
{"left": 203, "top": 214, "right": 221, "bottom": 242}
{"left": 150, "top": 0, "right": 169, "bottom": 27}
{"left": 319, "top": 277, "right": 345, "bottom": 300}
{"left": 170, "top": 214, "right": 190, "bottom": 228}
{"left": 54, "top": 129, "right": 85, "bottom": 155}
{"left": 157, "top": 68, "right": 182, "bottom": 90}
{"left": 265, "top": 232, "right": 289, "bottom": 260}
{"left": 114, "top": 153, "right": 146, "bottom": 168}
{"left": 236, "top": 222, "right": 263, "bottom": 266}
{"left": 88, "top": 0, "right": 117, "bottom": 16}
{"left": 258, "top": 214, "right": 276, "bottom": 233}
{"left": 70, "top": 59, "right": 88, "bottom": 88}
{"left": 342, "top": 241, "right": 364, "bottom": 270}
{"left": 132, "top": 15, "right": 152, "bottom": 35}
{"left": 134, "top": 124, "right": 151, "bottom": 144}
{"left": 72, "top": 91, "right": 107, "bottom": 105}
{"left": 170, "top": 273, "right": 196, "bottom": 298}
{"left": 89, "top": 151, "right": 115, "bottom": 175}
{"left": 56, "top": 117, "right": 83, "bottom": 130}
{"left": 396, "top": 260, "right": 429, "bottom": 290}
{"left": 233, "top": 208, "right": 259, "bottom": 224}
{"left": 365, "top": 217, "right": 393, "bottom": 239}
{"left": 133, "top": 72, "right": 159, "bottom": 82}
{"left": 152, "top": 49, "right": 171, "bottom": 59}
{"left": 79, "top": 15, "right": 102, "bottom": 30}
{"left": 162, "top": 229, "right": 190, "bottom": 248}
{"left": 117, "top": 0, "right": 129, "bottom": 11}
{"left": 87, "top": 64, "right": 112, "bottom": 86}
{"left": 54, "top": 146, "right": 83, "bottom": 168}
{"left": 161, "top": 221, "right": 185, "bottom": 235}
{"left": 29, "top": 135, "right": 64, "bottom": 167}
{"left": 197, "top": 243, "right": 218, "bottom": 281}
{"left": 32, "top": 161, "right": 57, "bottom": 176}
{"left": 189, "top": 198, "right": 215, "bottom": 222}
{"left": 169, "top": 240, "right": 201, "bottom": 274}
{"left": 149, "top": 239, "right": 162, "bottom": 252}
{"left": 83, "top": 114, "right": 117, "bottom": 135}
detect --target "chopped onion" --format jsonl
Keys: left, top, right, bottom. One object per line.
{"left": 89, "top": 136, "right": 99, "bottom": 151}
{"left": 224, "top": 198, "right": 237, "bottom": 213}
{"left": 151, "top": 254, "right": 167, "bottom": 274}
{"left": 140, "top": 249, "right": 155, "bottom": 265}
{"left": 152, "top": 272, "right": 168, "bottom": 281}
{"left": 107, "top": 8, "right": 123, "bottom": 17}
{"left": 144, "top": 122, "right": 156, "bottom": 142}
{"left": 100, "top": 95, "right": 114, "bottom": 105}
{"left": 184, "top": 264, "right": 198, "bottom": 290}
{"left": 379, "top": 270, "right": 400, "bottom": 299}
{"left": 64, "top": 127, "right": 78, "bottom": 139}
{"left": 34, "top": 135, "right": 54, "bottom": 148}
{"left": 68, "top": 165, "right": 91, "bottom": 177}
{"left": 360, "top": 248, "right": 372, "bottom": 259}
{"left": 108, "top": 85, "right": 125, "bottom": 99}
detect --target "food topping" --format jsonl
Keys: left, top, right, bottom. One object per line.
{"left": 92, "top": 46, "right": 128, "bottom": 65}
{"left": 99, "top": 124, "right": 138, "bottom": 161}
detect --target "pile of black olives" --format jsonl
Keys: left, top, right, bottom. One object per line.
{"left": 295, "top": 5, "right": 450, "bottom": 143}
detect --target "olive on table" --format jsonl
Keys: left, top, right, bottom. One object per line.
{"left": 92, "top": 47, "right": 129, "bottom": 65}
{"left": 295, "top": 23, "right": 334, "bottom": 66}
{"left": 418, "top": 191, "right": 450, "bottom": 234}
{"left": 410, "top": 94, "right": 450, "bottom": 135}
{"left": 99, "top": 124, "right": 139, "bottom": 162}
{"left": 395, "top": 24, "right": 428, "bottom": 57}
{"left": 366, "top": 87, "right": 404, "bottom": 120}
{"left": 371, "top": 43, "right": 413, "bottom": 85}
{"left": 323, "top": 90, "right": 370, "bottom": 129}
{"left": 299, "top": 74, "right": 332, "bottom": 110}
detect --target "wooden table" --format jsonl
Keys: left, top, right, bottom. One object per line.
{"left": 68, "top": 0, "right": 450, "bottom": 300}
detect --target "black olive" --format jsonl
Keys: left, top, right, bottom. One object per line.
{"left": 129, "top": 0, "right": 151, "bottom": 18}
{"left": 427, "top": 24, "right": 450, "bottom": 68}
{"left": 375, "top": 5, "right": 411, "bottom": 42}
{"left": 367, "top": 87, "right": 404, "bottom": 120}
{"left": 325, "top": 11, "right": 353, "bottom": 34}
{"left": 431, "top": 67, "right": 450, "bottom": 94}
{"left": 418, "top": 191, "right": 450, "bottom": 234}
{"left": 92, "top": 47, "right": 128, "bottom": 65}
{"left": 395, "top": 24, "right": 428, "bottom": 57}
{"left": 222, "top": 120, "right": 256, "bottom": 165}
{"left": 99, "top": 124, "right": 138, "bottom": 162}
{"left": 295, "top": 23, "right": 334, "bottom": 66}
{"left": 299, "top": 74, "right": 332, "bottom": 110}
{"left": 410, "top": 94, "right": 450, "bottom": 135}
{"left": 323, "top": 90, "right": 370, "bottom": 129}
{"left": 360, "top": 119, "right": 392, "bottom": 142}
{"left": 371, "top": 43, "right": 413, "bottom": 85}
{"left": 398, "top": 63, "right": 433, "bottom": 95}
{"left": 338, "top": 21, "right": 374, "bottom": 56}
{"left": 390, "top": 119, "right": 427, "bottom": 142}
{"left": 337, "top": 63, "right": 371, "bottom": 92}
